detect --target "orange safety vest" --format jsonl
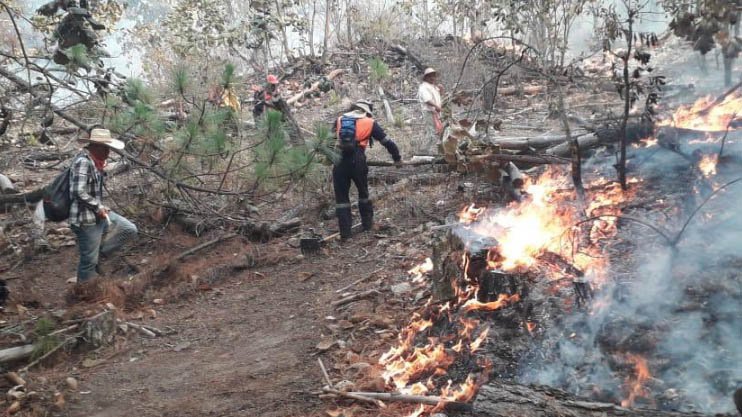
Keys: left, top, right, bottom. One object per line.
{"left": 336, "top": 116, "right": 374, "bottom": 149}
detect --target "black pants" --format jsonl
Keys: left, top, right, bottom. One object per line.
{"left": 332, "top": 150, "right": 373, "bottom": 238}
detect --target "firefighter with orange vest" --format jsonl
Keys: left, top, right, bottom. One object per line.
{"left": 333, "top": 100, "right": 401, "bottom": 240}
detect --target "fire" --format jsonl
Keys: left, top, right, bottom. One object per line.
{"left": 377, "top": 167, "right": 638, "bottom": 413}
{"left": 698, "top": 154, "right": 718, "bottom": 178}
{"left": 659, "top": 93, "right": 741, "bottom": 131}
{"left": 409, "top": 258, "right": 434, "bottom": 283}
{"left": 621, "top": 354, "right": 653, "bottom": 408}
{"left": 459, "top": 204, "right": 484, "bottom": 224}
{"left": 461, "top": 294, "right": 521, "bottom": 312}
{"left": 469, "top": 326, "right": 489, "bottom": 353}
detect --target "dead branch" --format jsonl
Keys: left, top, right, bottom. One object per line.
{"left": 331, "top": 289, "right": 379, "bottom": 308}
{"left": 342, "top": 391, "right": 471, "bottom": 411}
{"left": 334, "top": 267, "right": 384, "bottom": 294}
{"left": 322, "top": 387, "right": 387, "bottom": 408}
{"left": 317, "top": 358, "right": 333, "bottom": 387}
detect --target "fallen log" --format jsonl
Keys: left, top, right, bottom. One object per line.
{"left": 545, "top": 122, "right": 655, "bottom": 157}
{"left": 287, "top": 68, "right": 346, "bottom": 105}
{"left": 473, "top": 381, "right": 733, "bottom": 417}
{"left": 491, "top": 133, "right": 588, "bottom": 150}
{"left": 389, "top": 44, "right": 426, "bottom": 71}
{"left": 0, "top": 345, "right": 34, "bottom": 364}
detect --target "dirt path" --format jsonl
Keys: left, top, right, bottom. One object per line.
{"left": 60, "top": 235, "right": 399, "bottom": 417}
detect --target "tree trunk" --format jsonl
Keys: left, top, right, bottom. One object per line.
{"left": 274, "top": 0, "right": 293, "bottom": 61}
{"left": 308, "top": 0, "right": 317, "bottom": 57}
{"left": 473, "top": 381, "right": 729, "bottom": 417}
{"left": 321, "top": 0, "right": 332, "bottom": 63}
{"left": 345, "top": 0, "right": 353, "bottom": 49}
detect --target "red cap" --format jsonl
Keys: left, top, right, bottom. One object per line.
{"left": 266, "top": 74, "right": 279, "bottom": 84}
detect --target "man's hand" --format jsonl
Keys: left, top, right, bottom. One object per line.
{"left": 97, "top": 206, "right": 109, "bottom": 219}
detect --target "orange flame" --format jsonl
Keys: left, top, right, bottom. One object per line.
{"left": 461, "top": 293, "right": 521, "bottom": 312}
{"left": 659, "top": 93, "right": 741, "bottom": 131}
{"left": 469, "top": 327, "right": 490, "bottom": 353}
{"left": 621, "top": 354, "right": 653, "bottom": 408}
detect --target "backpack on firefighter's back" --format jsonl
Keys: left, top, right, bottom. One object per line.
{"left": 337, "top": 115, "right": 359, "bottom": 154}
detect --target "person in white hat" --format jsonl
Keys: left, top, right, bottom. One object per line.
{"left": 417, "top": 67, "right": 444, "bottom": 153}
{"left": 69, "top": 128, "right": 137, "bottom": 283}
{"left": 332, "top": 100, "right": 401, "bottom": 240}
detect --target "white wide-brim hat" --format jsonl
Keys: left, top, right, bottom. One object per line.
{"left": 423, "top": 67, "right": 437, "bottom": 77}
{"left": 353, "top": 100, "right": 373, "bottom": 116}
{"left": 77, "top": 128, "right": 125, "bottom": 150}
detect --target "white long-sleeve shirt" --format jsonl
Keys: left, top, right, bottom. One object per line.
{"left": 417, "top": 81, "right": 441, "bottom": 113}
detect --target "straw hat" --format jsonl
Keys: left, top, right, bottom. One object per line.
{"left": 423, "top": 67, "right": 437, "bottom": 77}
{"left": 77, "top": 128, "right": 125, "bottom": 150}
{"left": 353, "top": 100, "right": 374, "bottom": 117}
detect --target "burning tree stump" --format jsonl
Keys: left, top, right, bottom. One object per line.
{"left": 473, "top": 381, "right": 734, "bottom": 417}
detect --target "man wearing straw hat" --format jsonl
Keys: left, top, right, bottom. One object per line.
{"left": 417, "top": 67, "right": 444, "bottom": 154}
{"left": 69, "top": 128, "right": 137, "bottom": 283}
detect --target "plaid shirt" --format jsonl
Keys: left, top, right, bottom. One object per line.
{"left": 68, "top": 150, "right": 103, "bottom": 226}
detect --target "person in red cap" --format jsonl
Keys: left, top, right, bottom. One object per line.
{"left": 253, "top": 74, "right": 280, "bottom": 118}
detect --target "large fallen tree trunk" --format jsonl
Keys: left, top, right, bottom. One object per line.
{"left": 287, "top": 68, "right": 346, "bottom": 105}
{"left": 389, "top": 44, "right": 426, "bottom": 71}
{"left": 473, "top": 381, "right": 733, "bottom": 417}
{"left": 546, "top": 122, "right": 655, "bottom": 157}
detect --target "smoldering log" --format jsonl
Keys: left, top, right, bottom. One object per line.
{"left": 473, "top": 381, "right": 732, "bottom": 417}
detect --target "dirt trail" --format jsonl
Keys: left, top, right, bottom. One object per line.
{"left": 63, "top": 236, "right": 396, "bottom": 417}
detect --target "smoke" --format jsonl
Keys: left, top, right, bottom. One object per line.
{"left": 519, "top": 131, "right": 742, "bottom": 413}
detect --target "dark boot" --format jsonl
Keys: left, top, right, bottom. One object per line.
{"left": 336, "top": 207, "right": 353, "bottom": 240}
{"left": 359, "top": 199, "right": 373, "bottom": 231}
